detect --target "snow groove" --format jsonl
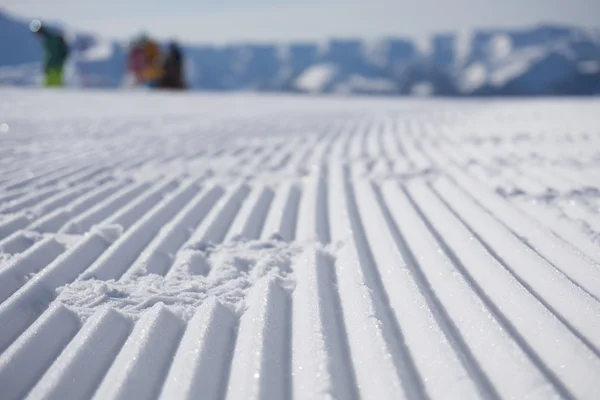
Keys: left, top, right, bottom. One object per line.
{"left": 327, "top": 164, "right": 421, "bottom": 400}
{"left": 0, "top": 237, "right": 66, "bottom": 303}
{"left": 261, "top": 182, "right": 301, "bottom": 242}
{"left": 432, "top": 177, "right": 600, "bottom": 355}
{"left": 226, "top": 278, "right": 291, "bottom": 400}
{"left": 92, "top": 305, "right": 184, "bottom": 400}
{"left": 291, "top": 249, "right": 358, "bottom": 400}
{"left": 61, "top": 179, "right": 171, "bottom": 235}
{"left": 81, "top": 180, "right": 201, "bottom": 281}
{"left": 410, "top": 179, "right": 600, "bottom": 399}
{"left": 159, "top": 298, "right": 236, "bottom": 400}
{"left": 184, "top": 183, "right": 251, "bottom": 250}
{"left": 27, "top": 308, "right": 133, "bottom": 400}
{"left": 30, "top": 180, "right": 130, "bottom": 233}
{"left": 0, "top": 304, "right": 81, "bottom": 400}
{"left": 124, "top": 185, "right": 225, "bottom": 277}
{"left": 296, "top": 166, "right": 330, "bottom": 244}
{"left": 0, "top": 232, "right": 110, "bottom": 352}
{"left": 446, "top": 166, "right": 600, "bottom": 300}
{"left": 0, "top": 230, "right": 40, "bottom": 255}
{"left": 365, "top": 181, "right": 489, "bottom": 400}
{"left": 226, "top": 186, "right": 274, "bottom": 241}
{"left": 344, "top": 169, "right": 428, "bottom": 400}
{"left": 0, "top": 214, "right": 30, "bottom": 241}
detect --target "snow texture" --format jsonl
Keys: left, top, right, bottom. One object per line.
{"left": 1, "top": 89, "right": 600, "bottom": 399}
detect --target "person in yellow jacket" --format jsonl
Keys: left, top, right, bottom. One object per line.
{"left": 141, "top": 38, "right": 162, "bottom": 87}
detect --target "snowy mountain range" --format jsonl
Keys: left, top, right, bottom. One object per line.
{"left": 1, "top": 10, "right": 599, "bottom": 95}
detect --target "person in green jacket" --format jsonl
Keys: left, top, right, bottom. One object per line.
{"left": 31, "top": 21, "right": 69, "bottom": 87}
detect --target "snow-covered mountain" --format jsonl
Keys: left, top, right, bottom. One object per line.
{"left": 0, "top": 10, "right": 598, "bottom": 95}
{"left": 455, "top": 26, "right": 600, "bottom": 95}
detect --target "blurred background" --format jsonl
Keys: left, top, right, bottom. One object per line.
{"left": 1, "top": 0, "right": 599, "bottom": 95}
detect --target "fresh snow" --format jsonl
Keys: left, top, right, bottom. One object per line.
{"left": 1, "top": 89, "right": 600, "bottom": 399}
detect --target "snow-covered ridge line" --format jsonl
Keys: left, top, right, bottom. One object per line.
{"left": 2, "top": 11, "right": 600, "bottom": 95}
{"left": 1, "top": 90, "right": 600, "bottom": 399}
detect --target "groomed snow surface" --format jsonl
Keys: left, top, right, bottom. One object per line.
{"left": 1, "top": 89, "right": 600, "bottom": 400}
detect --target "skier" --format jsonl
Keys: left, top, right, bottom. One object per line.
{"left": 158, "top": 42, "right": 186, "bottom": 90}
{"left": 30, "top": 21, "right": 69, "bottom": 87}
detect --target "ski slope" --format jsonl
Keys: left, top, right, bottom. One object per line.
{"left": 1, "top": 89, "right": 600, "bottom": 400}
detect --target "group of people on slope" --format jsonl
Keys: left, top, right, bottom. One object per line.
{"left": 127, "top": 36, "right": 186, "bottom": 89}
{"left": 30, "top": 20, "right": 186, "bottom": 90}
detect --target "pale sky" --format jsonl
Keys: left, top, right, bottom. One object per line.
{"left": 2, "top": 0, "right": 599, "bottom": 44}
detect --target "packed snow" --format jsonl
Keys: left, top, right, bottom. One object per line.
{"left": 1, "top": 89, "right": 600, "bottom": 399}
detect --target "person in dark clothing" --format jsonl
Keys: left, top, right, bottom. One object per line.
{"left": 31, "top": 21, "right": 69, "bottom": 87}
{"left": 158, "top": 42, "right": 186, "bottom": 90}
